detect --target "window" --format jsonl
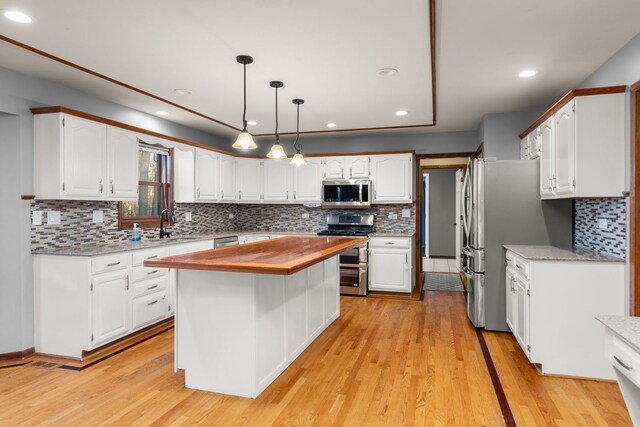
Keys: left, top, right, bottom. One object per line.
{"left": 118, "top": 145, "right": 173, "bottom": 229}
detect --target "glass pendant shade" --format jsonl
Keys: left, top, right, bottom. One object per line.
{"left": 232, "top": 131, "right": 257, "bottom": 149}
{"left": 267, "top": 142, "right": 287, "bottom": 159}
{"left": 290, "top": 152, "right": 307, "bottom": 166}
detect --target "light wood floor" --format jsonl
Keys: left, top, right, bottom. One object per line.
{"left": 0, "top": 292, "right": 631, "bottom": 426}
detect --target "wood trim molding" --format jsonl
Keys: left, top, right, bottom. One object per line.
{"left": 472, "top": 143, "right": 484, "bottom": 160}
{"left": 305, "top": 150, "right": 415, "bottom": 157}
{"left": 0, "top": 346, "right": 35, "bottom": 361}
{"left": 421, "top": 163, "right": 467, "bottom": 170}
{"left": 20, "top": 195, "right": 36, "bottom": 200}
{"left": 3, "top": 1, "right": 438, "bottom": 136}
{"left": 631, "top": 80, "right": 640, "bottom": 316}
{"left": 518, "top": 85, "right": 628, "bottom": 139}
{"left": 415, "top": 151, "right": 475, "bottom": 160}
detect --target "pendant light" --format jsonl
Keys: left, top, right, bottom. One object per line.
{"left": 290, "top": 99, "right": 307, "bottom": 166}
{"left": 266, "top": 81, "right": 287, "bottom": 159}
{"left": 232, "top": 55, "right": 257, "bottom": 150}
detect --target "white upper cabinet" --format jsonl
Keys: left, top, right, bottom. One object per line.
{"left": 62, "top": 115, "right": 107, "bottom": 198}
{"left": 173, "top": 145, "right": 195, "bottom": 203}
{"left": 106, "top": 126, "right": 138, "bottom": 200}
{"left": 263, "top": 160, "right": 293, "bottom": 203}
{"left": 345, "top": 155, "right": 370, "bottom": 178}
{"left": 194, "top": 148, "right": 219, "bottom": 202}
{"left": 323, "top": 157, "right": 345, "bottom": 179}
{"left": 522, "top": 90, "right": 625, "bottom": 199}
{"left": 520, "top": 138, "right": 530, "bottom": 160}
{"left": 236, "top": 158, "right": 263, "bottom": 203}
{"left": 294, "top": 157, "right": 324, "bottom": 203}
{"left": 553, "top": 101, "right": 576, "bottom": 197}
{"left": 219, "top": 154, "right": 236, "bottom": 202}
{"left": 370, "top": 154, "right": 413, "bottom": 203}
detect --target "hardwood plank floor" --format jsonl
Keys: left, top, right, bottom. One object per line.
{"left": 0, "top": 292, "right": 631, "bottom": 426}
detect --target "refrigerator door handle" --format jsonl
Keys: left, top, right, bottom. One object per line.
{"left": 462, "top": 167, "right": 472, "bottom": 237}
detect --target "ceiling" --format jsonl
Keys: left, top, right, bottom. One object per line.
{"left": 0, "top": 0, "right": 638, "bottom": 139}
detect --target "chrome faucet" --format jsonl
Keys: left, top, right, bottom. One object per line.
{"left": 159, "top": 208, "right": 175, "bottom": 239}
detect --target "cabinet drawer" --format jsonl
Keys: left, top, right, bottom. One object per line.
{"left": 370, "top": 237, "right": 411, "bottom": 249}
{"left": 505, "top": 251, "right": 517, "bottom": 268}
{"left": 92, "top": 253, "right": 129, "bottom": 275}
{"left": 608, "top": 334, "right": 640, "bottom": 387}
{"left": 132, "top": 290, "right": 168, "bottom": 330}
{"left": 132, "top": 247, "right": 170, "bottom": 267}
{"left": 132, "top": 276, "right": 168, "bottom": 299}
{"left": 132, "top": 265, "right": 167, "bottom": 283}
{"left": 513, "top": 257, "right": 529, "bottom": 279}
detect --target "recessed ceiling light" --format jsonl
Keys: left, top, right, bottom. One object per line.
{"left": 326, "top": 123, "right": 337, "bottom": 128}
{"left": 3, "top": 10, "right": 32, "bottom": 23}
{"left": 174, "top": 88, "right": 192, "bottom": 95}
{"left": 377, "top": 68, "right": 398, "bottom": 77}
{"left": 518, "top": 70, "right": 537, "bottom": 78}
{"left": 155, "top": 111, "right": 169, "bottom": 116}
{"left": 395, "top": 110, "right": 408, "bottom": 116}
{"left": 247, "top": 120, "right": 258, "bottom": 126}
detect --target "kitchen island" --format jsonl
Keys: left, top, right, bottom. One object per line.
{"left": 145, "top": 235, "right": 366, "bottom": 398}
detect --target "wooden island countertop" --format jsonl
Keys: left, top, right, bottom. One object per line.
{"left": 144, "top": 235, "right": 367, "bottom": 275}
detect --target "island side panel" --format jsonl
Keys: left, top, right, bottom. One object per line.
{"left": 177, "top": 270, "right": 256, "bottom": 397}
{"left": 324, "top": 256, "right": 340, "bottom": 323}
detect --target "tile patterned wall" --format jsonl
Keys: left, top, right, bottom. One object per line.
{"left": 573, "top": 198, "right": 626, "bottom": 258}
{"left": 31, "top": 201, "right": 415, "bottom": 250}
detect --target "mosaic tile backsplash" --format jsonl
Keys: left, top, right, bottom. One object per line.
{"left": 573, "top": 198, "right": 626, "bottom": 258}
{"left": 31, "top": 200, "right": 415, "bottom": 251}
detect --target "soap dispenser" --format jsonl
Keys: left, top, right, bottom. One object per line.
{"left": 131, "top": 223, "right": 142, "bottom": 241}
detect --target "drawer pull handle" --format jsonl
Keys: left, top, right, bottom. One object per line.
{"left": 147, "top": 285, "right": 158, "bottom": 290}
{"left": 614, "top": 355, "right": 633, "bottom": 371}
{"left": 147, "top": 256, "right": 158, "bottom": 260}
{"left": 516, "top": 264, "right": 523, "bottom": 270}
{"left": 107, "top": 262, "right": 121, "bottom": 267}
{"left": 147, "top": 270, "right": 159, "bottom": 275}
{"left": 506, "top": 257, "right": 512, "bottom": 262}
{"left": 384, "top": 242, "right": 395, "bottom": 245}
{"left": 147, "top": 300, "right": 158, "bottom": 306}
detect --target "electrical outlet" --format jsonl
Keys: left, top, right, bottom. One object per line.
{"left": 598, "top": 218, "right": 609, "bottom": 231}
{"left": 401, "top": 209, "right": 411, "bottom": 218}
{"left": 302, "top": 213, "right": 310, "bottom": 219}
{"left": 92, "top": 210, "right": 103, "bottom": 223}
{"left": 47, "top": 211, "right": 61, "bottom": 225}
{"left": 32, "top": 211, "right": 42, "bottom": 226}
{"left": 387, "top": 213, "right": 398, "bottom": 220}
{"left": 185, "top": 212, "right": 192, "bottom": 222}
{"left": 228, "top": 213, "right": 234, "bottom": 219}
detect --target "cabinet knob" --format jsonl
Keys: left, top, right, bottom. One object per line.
{"left": 110, "top": 180, "right": 114, "bottom": 194}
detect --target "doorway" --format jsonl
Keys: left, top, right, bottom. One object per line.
{"left": 422, "top": 167, "right": 462, "bottom": 274}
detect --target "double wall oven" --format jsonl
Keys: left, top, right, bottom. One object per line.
{"left": 317, "top": 214, "right": 374, "bottom": 296}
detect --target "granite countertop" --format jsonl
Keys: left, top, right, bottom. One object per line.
{"left": 503, "top": 245, "right": 624, "bottom": 263}
{"left": 596, "top": 315, "right": 640, "bottom": 352}
{"left": 369, "top": 232, "right": 415, "bottom": 238}
{"left": 31, "top": 230, "right": 318, "bottom": 257}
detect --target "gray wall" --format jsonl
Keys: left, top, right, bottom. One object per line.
{"left": 479, "top": 110, "right": 544, "bottom": 160}
{"left": 428, "top": 169, "right": 457, "bottom": 257}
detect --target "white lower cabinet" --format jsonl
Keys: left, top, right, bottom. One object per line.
{"left": 33, "top": 240, "right": 213, "bottom": 359}
{"left": 368, "top": 237, "right": 414, "bottom": 293}
{"left": 505, "top": 249, "right": 625, "bottom": 380}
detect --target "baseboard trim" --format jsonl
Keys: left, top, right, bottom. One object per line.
{"left": 0, "top": 347, "right": 35, "bottom": 368}
{"left": 36, "top": 317, "right": 174, "bottom": 370}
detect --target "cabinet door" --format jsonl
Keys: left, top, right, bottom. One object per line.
{"left": 92, "top": 271, "right": 129, "bottom": 346}
{"left": 345, "top": 156, "right": 370, "bottom": 178}
{"left": 106, "top": 126, "right": 138, "bottom": 200}
{"left": 514, "top": 276, "right": 530, "bottom": 356}
{"left": 505, "top": 268, "right": 516, "bottom": 332}
{"left": 539, "top": 118, "right": 555, "bottom": 197}
{"left": 236, "top": 158, "right": 263, "bottom": 202}
{"left": 370, "top": 154, "right": 412, "bottom": 203}
{"left": 220, "top": 154, "right": 237, "bottom": 201}
{"left": 369, "top": 248, "right": 411, "bottom": 292}
{"left": 63, "top": 115, "right": 107, "bottom": 198}
{"left": 195, "top": 148, "right": 219, "bottom": 201}
{"left": 520, "top": 139, "right": 530, "bottom": 160}
{"left": 324, "top": 157, "right": 345, "bottom": 179}
{"left": 528, "top": 131, "right": 541, "bottom": 160}
{"left": 263, "top": 160, "right": 293, "bottom": 202}
{"left": 173, "top": 146, "right": 195, "bottom": 203}
{"left": 554, "top": 101, "right": 576, "bottom": 196}
{"left": 293, "top": 157, "right": 324, "bottom": 202}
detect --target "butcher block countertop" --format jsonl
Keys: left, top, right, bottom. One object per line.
{"left": 144, "top": 235, "right": 367, "bottom": 275}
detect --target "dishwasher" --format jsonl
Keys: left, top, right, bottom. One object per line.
{"left": 214, "top": 236, "right": 239, "bottom": 248}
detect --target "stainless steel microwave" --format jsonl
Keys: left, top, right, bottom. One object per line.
{"left": 321, "top": 180, "right": 372, "bottom": 209}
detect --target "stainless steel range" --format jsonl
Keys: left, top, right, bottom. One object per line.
{"left": 317, "top": 214, "right": 374, "bottom": 296}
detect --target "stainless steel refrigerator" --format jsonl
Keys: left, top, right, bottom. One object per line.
{"left": 461, "top": 158, "right": 573, "bottom": 331}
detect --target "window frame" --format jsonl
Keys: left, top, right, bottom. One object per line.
{"left": 118, "top": 147, "right": 174, "bottom": 230}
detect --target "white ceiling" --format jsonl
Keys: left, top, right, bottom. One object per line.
{"left": 0, "top": 0, "right": 638, "bottom": 139}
